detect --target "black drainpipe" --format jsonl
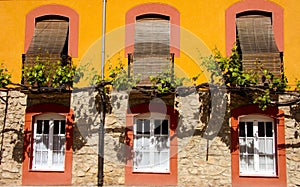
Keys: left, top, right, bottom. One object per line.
{"left": 99, "top": 0, "right": 107, "bottom": 185}
{"left": 98, "top": 86, "right": 105, "bottom": 186}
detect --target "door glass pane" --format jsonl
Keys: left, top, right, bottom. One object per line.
{"left": 144, "top": 120, "right": 150, "bottom": 134}
{"left": 43, "top": 120, "right": 49, "bottom": 134}
{"left": 247, "top": 155, "right": 254, "bottom": 171}
{"left": 154, "top": 152, "right": 160, "bottom": 168}
{"left": 240, "top": 155, "right": 247, "bottom": 171}
{"left": 143, "top": 137, "right": 150, "bottom": 151}
{"left": 54, "top": 120, "right": 60, "bottom": 134}
{"left": 258, "top": 122, "right": 265, "bottom": 137}
{"left": 154, "top": 136, "right": 169, "bottom": 151}
{"left": 42, "top": 135, "right": 49, "bottom": 150}
{"left": 136, "top": 119, "right": 143, "bottom": 134}
{"left": 60, "top": 120, "right": 66, "bottom": 134}
{"left": 162, "top": 120, "right": 168, "bottom": 135}
{"left": 140, "top": 151, "right": 150, "bottom": 168}
{"left": 239, "top": 122, "right": 245, "bottom": 137}
{"left": 160, "top": 152, "right": 169, "bottom": 170}
{"left": 53, "top": 135, "right": 59, "bottom": 150}
{"left": 266, "top": 138, "right": 273, "bottom": 154}
{"left": 135, "top": 136, "right": 143, "bottom": 149}
{"left": 247, "top": 138, "right": 254, "bottom": 154}
{"left": 246, "top": 122, "right": 253, "bottom": 137}
{"left": 266, "top": 122, "right": 273, "bottom": 137}
{"left": 53, "top": 150, "right": 59, "bottom": 165}
{"left": 37, "top": 121, "right": 43, "bottom": 134}
{"left": 239, "top": 138, "right": 246, "bottom": 153}
{"left": 266, "top": 155, "right": 274, "bottom": 171}
{"left": 154, "top": 120, "right": 161, "bottom": 135}
{"left": 35, "top": 151, "right": 41, "bottom": 165}
{"left": 42, "top": 151, "right": 48, "bottom": 166}
{"left": 258, "top": 138, "right": 265, "bottom": 154}
{"left": 259, "top": 155, "right": 266, "bottom": 171}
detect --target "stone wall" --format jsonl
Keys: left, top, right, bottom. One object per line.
{"left": 0, "top": 89, "right": 299, "bottom": 186}
{"left": 0, "top": 91, "right": 26, "bottom": 186}
{"left": 279, "top": 95, "right": 300, "bottom": 186}
{"left": 71, "top": 89, "right": 99, "bottom": 185}
{"left": 176, "top": 92, "right": 231, "bottom": 186}
{"left": 103, "top": 92, "right": 128, "bottom": 185}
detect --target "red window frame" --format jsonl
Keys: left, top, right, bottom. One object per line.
{"left": 22, "top": 103, "right": 74, "bottom": 186}
{"left": 231, "top": 105, "right": 287, "bottom": 187}
{"left": 125, "top": 103, "right": 178, "bottom": 186}
{"left": 125, "top": 3, "right": 180, "bottom": 57}
{"left": 25, "top": 4, "right": 79, "bottom": 57}
{"left": 225, "top": 0, "right": 283, "bottom": 56}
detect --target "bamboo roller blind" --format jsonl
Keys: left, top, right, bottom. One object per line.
{"left": 133, "top": 15, "right": 170, "bottom": 83}
{"left": 26, "top": 19, "right": 69, "bottom": 66}
{"left": 236, "top": 14, "right": 281, "bottom": 77}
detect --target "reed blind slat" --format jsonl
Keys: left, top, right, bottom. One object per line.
{"left": 134, "top": 17, "right": 170, "bottom": 83}
{"left": 236, "top": 14, "right": 281, "bottom": 77}
{"left": 27, "top": 19, "right": 69, "bottom": 55}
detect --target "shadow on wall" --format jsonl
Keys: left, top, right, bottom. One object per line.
{"left": 0, "top": 92, "right": 25, "bottom": 164}
{"left": 72, "top": 88, "right": 112, "bottom": 151}
{"left": 176, "top": 89, "right": 231, "bottom": 150}
{"left": 283, "top": 104, "right": 300, "bottom": 149}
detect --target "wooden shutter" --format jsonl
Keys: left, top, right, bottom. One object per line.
{"left": 25, "top": 18, "right": 69, "bottom": 66}
{"left": 236, "top": 14, "right": 282, "bottom": 78}
{"left": 134, "top": 15, "right": 170, "bottom": 83}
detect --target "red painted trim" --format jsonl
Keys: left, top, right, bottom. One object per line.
{"left": 231, "top": 105, "right": 287, "bottom": 187}
{"left": 125, "top": 3, "right": 180, "bottom": 57}
{"left": 225, "top": 0, "right": 283, "bottom": 56}
{"left": 125, "top": 103, "right": 178, "bottom": 186}
{"left": 22, "top": 103, "right": 74, "bottom": 186}
{"left": 25, "top": 4, "right": 79, "bottom": 57}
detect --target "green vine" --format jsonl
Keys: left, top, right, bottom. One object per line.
{"left": 52, "top": 63, "right": 77, "bottom": 88}
{"left": 202, "top": 45, "right": 288, "bottom": 110}
{"left": 23, "top": 56, "right": 78, "bottom": 88}
{"left": 23, "top": 62, "right": 49, "bottom": 87}
{"left": 95, "top": 61, "right": 140, "bottom": 91}
{"left": 0, "top": 64, "right": 12, "bottom": 88}
{"left": 150, "top": 71, "right": 187, "bottom": 94}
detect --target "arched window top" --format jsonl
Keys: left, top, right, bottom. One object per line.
{"left": 135, "top": 112, "right": 169, "bottom": 119}
{"left": 34, "top": 113, "right": 66, "bottom": 120}
{"left": 136, "top": 14, "right": 170, "bottom": 21}
{"left": 239, "top": 114, "right": 274, "bottom": 122}
{"left": 25, "top": 4, "right": 79, "bottom": 57}
{"left": 236, "top": 10, "right": 272, "bottom": 18}
{"left": 225, "top": 0, "right": 283, "bottom": 55}
{"left": 35, "top": 15, "right": 69, "bottom": 22}
{"left": 125, "top": 3, "right": 180, "bottom": 57}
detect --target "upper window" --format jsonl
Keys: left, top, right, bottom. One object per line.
{"left": 133, "top": 113, "right": 170, "bottom": 173}
{"left": 236, "top": 12, "right": 282, "bottom": 78}
{"left": 132, "top": 14, "right": 171, "bottom": 83}
{"left": 239, "top": 115, "right": 276, "bottom": 176}
{"left": 25, "top": 15, "right": 70, "bottom": 66}
{"left": 31, "top": 113, "right": 66, "bottom": 171}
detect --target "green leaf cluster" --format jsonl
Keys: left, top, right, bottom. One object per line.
{"left": 202, "top": 45, "right": 288, "bottom": 110}
{"left": 0, "top": 65, "right": 11, "bottom": 88}
{"left": 202, "top": 45, "right": 258, "bottom": 87}
{"left": 95, "top": 62, "right": 140, "bottom": 91}
{"left": 23, "top": 57, "right": 77, "bottom": 88}
{"left": 23, "top": 63, "right": 49, "bottom": 87}
{"left": 150, "top": 71, "right": 187, "bottom": 94}
{"left": 52, "top": 63, "right": 77, "bottom": 88}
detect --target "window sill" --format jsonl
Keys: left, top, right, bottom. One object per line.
{"left": 132, "top": 169, "right": 170, "bottom": 174}
{"left": 239, "top": 173, "right": 278, "bottom": 178}
{"left": 30, "top": 168, "right": 65, "bottom": 172}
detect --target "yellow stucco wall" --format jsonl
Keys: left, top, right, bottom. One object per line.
{"left": 0, "top": 0, "right": 300, "bottom": 87}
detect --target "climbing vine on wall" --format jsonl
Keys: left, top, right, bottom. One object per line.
{"left": 0, "top": 64, "right": 11, "bottom": 88}
{"left": 202, "top": 45, "right": 289, "bottom": 110}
